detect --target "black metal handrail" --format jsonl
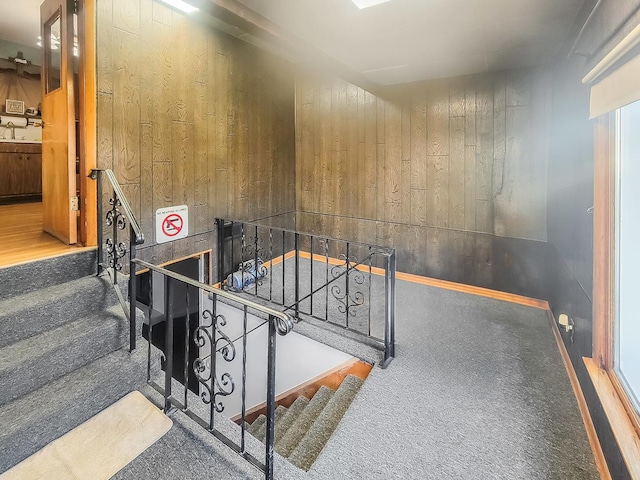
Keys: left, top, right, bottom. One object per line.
{"left": 90, "top": 168, "right": 145, "bottom": 351}
{"left": 216, "top": 218, "right": 396, "bottom": 367}
{"left": 133, "top": 258, "right": 294, "bottom": 480}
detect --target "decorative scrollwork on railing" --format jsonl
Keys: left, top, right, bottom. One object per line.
{"left": 193, "top": 309, "right": 235, "bottom": 413}
{"left": 241, "top": 231, "right": 267, "bottom": 263}
{"left": 330, "top": 254, "right": 366, "bottom": 316}
{"left": 104, "top": 196, "right": 129, "bottom": 270}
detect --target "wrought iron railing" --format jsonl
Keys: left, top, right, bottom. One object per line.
{"left": 90, "top": 169, "right": 144, "bottom": 351}
{"left": 132, "top": 259, "right": 295, "bottom": 480}
{"left": 216, "top": 219, "right": 396, "bottom": 367}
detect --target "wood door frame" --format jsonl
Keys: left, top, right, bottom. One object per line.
{"left": 77, "top": 0, "right": 97, "bottom": 247}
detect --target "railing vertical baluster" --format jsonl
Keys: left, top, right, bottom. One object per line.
{"left": 325, "top": 239, "right": 329, "bottom": 322}
{"left": 184, "top": 284, "right": 190, "bottom": 410}
{"left": 383, "top": 250, "right": 397, "bottom": 368}
{"left": 147, "top": 270, "right": 153, "bottom": 382}
{"left": 217, "top": 220, "right": 225, "bottom": 284}
{"left": 294, "top": 232, "right": 300, "bottom": 319}
{"left": 310, "top": 235, "right": 314, "bottom": 316}
{"left": 129, "top": 226, "right": 137, "bottom": 352}
{"left": 269, "top": 229, "right": 273, "bottom": 302}
{"left": 164, "top": 276, "right": 174, "bottom": 412}
{"left": 254, "top": 225, "right": 259, "bottom": 296}
{"left": 96, "top": 172, "right": 103, "bottom": 275}
{"left": 390, "top": 250, "right": 396, "bottom": 358}
{"left": 209, "top": 295, "right": 217, "bottom": 431}
{"left": 230, "top": 222, "right": 235, "bottom": 286}
{"left": 281, "top": 230, "right": 285, "bottom": 305}
{"left": 368, "top": 247, "right": 372, "bottom": 337}
{"left": 241, "top": 305, "right": 248, "bottom": 453}
{"left": 345, "top": 242, "right": 350, "bottom": 329}
{"left": 265, "top": 316, "right": 277, "bottom": 480}
{"left": 241, "top": 223, "right": 246, "bottom": 289}
{"left": 112, "top": 189, "right": 118, "bottom": 287}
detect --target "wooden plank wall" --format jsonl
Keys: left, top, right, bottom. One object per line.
{"left": 96, "top": 0, "right": 296, "bottom": 265}
{"left": 295, "top": 67, "right": 551, "bottom": 245}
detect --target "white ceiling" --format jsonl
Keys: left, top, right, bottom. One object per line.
{"left": 0, "top": 0, "right": 587, "bottom": 85}
{"left": 0, "top": 0, "right": 42, "bottom": 48}
{"left": 234, "top": 0, "right": 587, "bottom": 84}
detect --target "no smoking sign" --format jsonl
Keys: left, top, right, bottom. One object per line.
{"left": 155, "top": 205, "right": 189, "bottom": 244}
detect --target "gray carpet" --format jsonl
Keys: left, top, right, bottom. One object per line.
{"left": 0, "top": 344, "right": 151, "bottom": 472}
{"left": 305, "top": 283, "right": 599, "bottom": 480}
{"left": 116, "top": 277, "right": 599, "bottom": 479}
{"left": 0, "top": 249, "right": 97, "bottom": 301}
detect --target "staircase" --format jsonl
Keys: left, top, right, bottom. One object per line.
{"left": 0, "top": 251, "right": 371, "bottom": 477}
{"left": 246, "top": 374, "right": 364, "bottom": 471}
{"left": 0, "top": 251, "right": 149, "bottom": 473}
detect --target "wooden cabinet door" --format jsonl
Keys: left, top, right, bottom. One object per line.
{"left": 41, "top": 0, "right": 77, "bottom": 244}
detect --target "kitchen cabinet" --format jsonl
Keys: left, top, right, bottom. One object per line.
{"left": 0, "top": 143, "right": 42, "bottom": 202}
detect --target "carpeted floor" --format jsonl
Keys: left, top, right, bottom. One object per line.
{"left": 119, "top": 271, "right": 600, "bottom": 479}
{"left": 303, "top": 280, "right": 599, "bottom": 479}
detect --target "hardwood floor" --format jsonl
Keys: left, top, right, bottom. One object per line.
{"left": 0, "top": 202, "right": 94, "bottom": 269}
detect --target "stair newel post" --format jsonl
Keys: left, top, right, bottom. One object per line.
{"left": 164, "top": 275, "right": 174, "bottom": 413}
{"left": 265, "top": 315, "right": 277, "bottom": 480}
{"left": 382, "top": 249, "right": 396, "bottom": 368}
{"left": 94, "top": 170, "right": 104, "bottom": 276}
{"left": 294, "top": 232, "right": 300, "bottom": 319}
{"left": 129, "top": 228, "right": 136, "bottom": 352}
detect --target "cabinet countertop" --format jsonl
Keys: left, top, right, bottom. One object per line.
{"left": 0, "top": 143, "right": 42, "bottom": 154}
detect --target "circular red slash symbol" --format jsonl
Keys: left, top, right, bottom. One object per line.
{"left": 162, "top": 213, "right": 183, "bottom": 237}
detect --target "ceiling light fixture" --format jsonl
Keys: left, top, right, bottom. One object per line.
{"left": 158, "top": 0, "right": 200, "bottom": 14}
{"left": 351, "top": 0, "right": 392, "bottom": 9}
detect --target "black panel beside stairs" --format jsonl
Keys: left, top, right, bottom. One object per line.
{"left": 137, "top": 256, "right": 202, "bottom": 394}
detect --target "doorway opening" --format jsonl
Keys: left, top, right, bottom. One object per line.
{"left": 0, "top": 0, "right": 96, "bottom": 268}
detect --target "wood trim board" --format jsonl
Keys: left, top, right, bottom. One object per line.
{"left": 585, "top": 358, "right": 640, "bottom": 479}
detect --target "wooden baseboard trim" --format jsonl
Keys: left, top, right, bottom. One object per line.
{"left": 294, "top": 249, "right": 548, "bottom": 310}
{"left": 585, "top": 358, "right": 640, "bottom": 479}
{"left": 135, "top": 249, "right": 212, "bottom": 277}
{"left": 547, "top": 314, "right": 611, "bottom": 480}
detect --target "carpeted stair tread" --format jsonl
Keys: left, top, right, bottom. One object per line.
{"left": 275, "top": 396, "right": 310, "bottom": 445}
{"left": 254, "top": 405, "right": 288, "bottom": 443}
{"left": 0, "top": 250, "right": 96, "bottom": 301}
{"left": 0, "top": 343, "right": 151, "bottom": 473}
{"left": 288, "top": 375, "right": 364, "bottom": 471}
{"left": 276, "top": 385, "right": 334, "bottom": 458}
{"left": 248, "top": 415, "right": 266, "bottom": 436}
{"left": 0, "top": 275, "right": 118, "bottom": 349}
{"left": 0, "top": 304, "right": 134, "bottom": 406}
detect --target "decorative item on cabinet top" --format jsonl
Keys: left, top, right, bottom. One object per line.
{"left": 5, "top": 100, "right": 25, "bottom": 116}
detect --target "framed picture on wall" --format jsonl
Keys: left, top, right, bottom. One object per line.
{"left": 5, "top": 99, "right": 25, "bottom": 115}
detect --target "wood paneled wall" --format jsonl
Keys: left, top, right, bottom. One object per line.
{"left": 295, "top": 67, "right": 551, "bottom": 243}
{"left": 96, "top": 0, "right": 296, "bottom": 263}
